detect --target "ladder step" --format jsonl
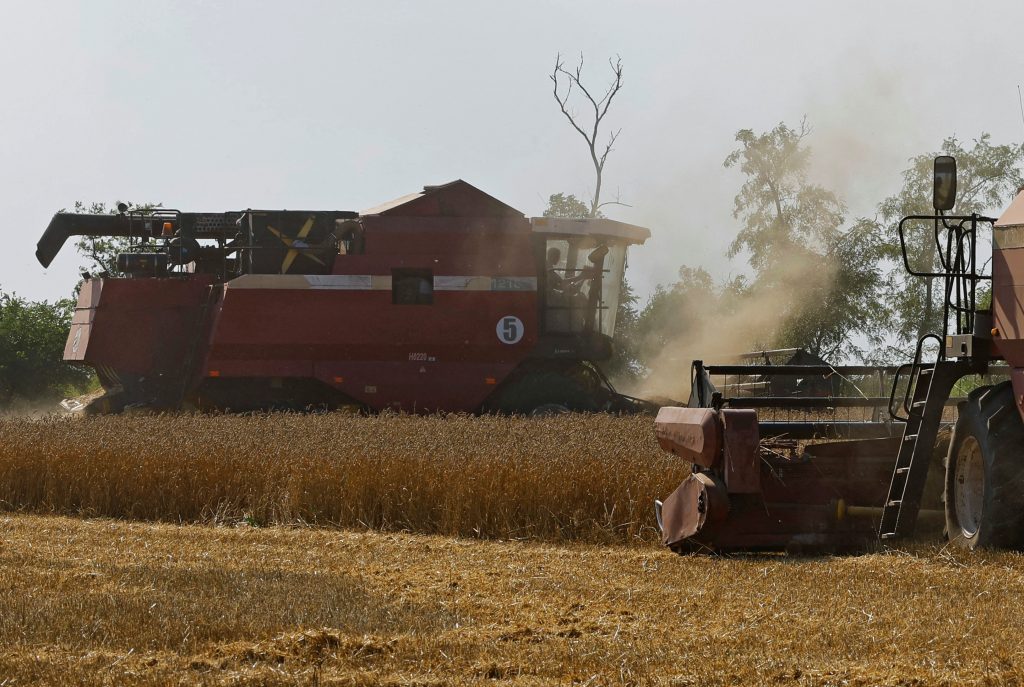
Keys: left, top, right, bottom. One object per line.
{"left": 887, "top": 500, "right": 902, "bottom": 507}
{"left": 896, "top": 467, "right": 910, "bottom": 475}
{"left": 881, "top": 532, "right": 897, "bottom": 540}
{"left": 912, "top": 401, "right": 926, "bottom": 409}
{"left": 918, "top": 367, "right": 933, "bottom": 376}
{"left": 903, "top": 433, "right": 918, "bottom": 442}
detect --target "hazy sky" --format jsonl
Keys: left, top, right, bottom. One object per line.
{"left": 2, "top": 0, "right": 1023, "bottom": 303}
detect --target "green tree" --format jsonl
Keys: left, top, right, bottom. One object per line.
{"left": 70, "top": 200, "right": 161, "bottom": 277}
{"left": 725, "top": 119, "right": 845, "bottom": 273}
{"left": 0, "top": 289, "right": 93, "bottom": 409}
{"left": 635, "top": 266, "right": 721, "bottom": 358}
{"left": 875, "top": 134, "right": 1024, "bottom": 357}
{"left": 723, "top": 119, "right": 886, "bottom": 360}
{"left": 774, "top": 217, "right": 888, "bottom": 360}
{"left": 542, "top": 193, "right": 591, "bottom": 219}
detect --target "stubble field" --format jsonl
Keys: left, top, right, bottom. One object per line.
{"left": 2, "top": 413, "right": 1024, "bottom": 686}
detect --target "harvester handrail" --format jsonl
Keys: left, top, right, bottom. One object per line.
{"left": 897, "top": 213, "right": 994, "bottom": 280}
{"left": 887, "top": 333, "right": 943, "bottom": 423}
{"left": 723, "top": 395, "right": 963, "bottom": 409}
{"left": 701, "top": 364, "right": 899, "bottom": 376}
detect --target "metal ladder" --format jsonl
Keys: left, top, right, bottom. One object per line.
{"left": 879, "top": 357, "right": 978, "bottom": 540}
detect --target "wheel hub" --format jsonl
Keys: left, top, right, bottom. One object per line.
{"left": 954, "top": 435, "right": 985, "bottom": 538}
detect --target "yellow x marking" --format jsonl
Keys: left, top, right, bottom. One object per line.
{"left": 266, "top": 217, "right": 325, "bottom": 273}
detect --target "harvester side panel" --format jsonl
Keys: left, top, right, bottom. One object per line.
{"left": 991, "top": 245, "right": 1024, "bottom": 363}
{"left": 200, "top": 212, "right": 540, "bottom": 412}
{"left": 67, "top": 277, "right": 213, "bottom": 375}
{"left": 203, "top": 283, "right": 536, "bottom": 412}
{"left": 988, "top": 190, "right": 1024, "bottom": 431}
{"left": 66, "top": 276, "right": 215, "bottom": 408}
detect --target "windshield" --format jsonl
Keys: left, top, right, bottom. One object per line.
{"left": 542, "top": 236, "right": 627, "bottom": 338}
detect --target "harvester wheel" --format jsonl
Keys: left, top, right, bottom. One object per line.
{"left": 944, "top": 381, "right": 1024, "bottom": 550}
{"left": 489, "top": 368, "right": 600, "bottom": 415}
{"left": 529, "top": 403, "right": 570, "bottom": 417}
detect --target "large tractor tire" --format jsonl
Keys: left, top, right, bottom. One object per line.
{"left": 485, "top": 367, "right": 601, "bottom": 416}
{"left": 944, "top": 381, "right": 1024, "bottom": 550}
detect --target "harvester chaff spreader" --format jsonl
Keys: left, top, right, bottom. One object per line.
{"left": 38, "top": 182, "right": 649, "bottom": 414}
{"left": 656, "top": 157, "right": 1024, "bottom": 553}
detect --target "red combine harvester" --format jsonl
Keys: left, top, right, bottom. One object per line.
{"left": 37, "top": 181, "right": 650, "bottom": 414}
{"left": 656, "top": 156, "right": 1024, "bottom": 552}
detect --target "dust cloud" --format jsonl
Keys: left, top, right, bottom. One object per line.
{"left": 630, "top": 251, "right": 839, "bottom": 401}
{"left": 615, "top": 64, "right": 918, "bottom": 402}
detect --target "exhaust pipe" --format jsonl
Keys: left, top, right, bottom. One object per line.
{"left": 36, "top": 213, "right": 138, "bottom": 268}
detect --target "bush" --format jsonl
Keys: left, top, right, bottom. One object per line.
{"left": 0, "top": 290, "right": 93, "bottom": 410}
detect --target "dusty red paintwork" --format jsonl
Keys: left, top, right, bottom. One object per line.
{"left": 67, "top": 276, "right": 213, "bottom": 379}
{"left": 202, "top": 222, "right": 538, "bottom": 411}
{"left": 654, "top": 406, "right": 720, "bottom": 467}
{"left": 992, "top": 190, "right": 1024, "bottom": 420}
{"left": 657, "top": 407, "right": 897, "bottom": 552}
{"left": 64, "top": 182, "right": 592, "bottom": 412}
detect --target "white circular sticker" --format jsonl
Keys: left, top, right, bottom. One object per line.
{"left": 496, "top": 315, "right": 524, "bottom": 345}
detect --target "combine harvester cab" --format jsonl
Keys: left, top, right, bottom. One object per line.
{"left": 657, "top": 156, "right": 1024, "bottom": 553}
{"left": 37, "top": 182, "right": 650, "bottom": 414}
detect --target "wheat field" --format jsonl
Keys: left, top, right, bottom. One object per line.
{"left": 4, "top": 413, "right": 1024, "bottom": 685}
{"left": 0, "top": 413, "right": 681, "bottom": 543}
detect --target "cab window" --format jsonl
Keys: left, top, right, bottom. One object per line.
{"left": 392, "top": 268, "right": 433, "bottom": 305}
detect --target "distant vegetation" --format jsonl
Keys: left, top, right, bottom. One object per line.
{"left": 0, "top": 291, "right": 93, "bottom": 410}
{"left": 546, "top": 125, "right": 1024, "bottom": 394}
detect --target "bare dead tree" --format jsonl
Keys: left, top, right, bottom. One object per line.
{"left": 550, "top": 53, "right": 627, "bottom": 218}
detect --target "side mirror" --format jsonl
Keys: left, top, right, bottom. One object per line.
{"left": 933, "top": 155, "right": 957, "bottom": 212}
{"left": 587, "top": 244, "right": 609, "bottom": 263}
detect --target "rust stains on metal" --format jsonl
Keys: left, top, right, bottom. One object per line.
{"left": 654, "top": 406, "right": 722, "bottom": 468}
{"left": 721, "top": 409, "right": 761, "bottom": 494}
{"left": 660, "top": 472, "right": 728, "bottom": 548}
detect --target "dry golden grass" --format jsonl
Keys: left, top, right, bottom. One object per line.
{"left": 3, "top": 513, "right": 1024, "bottom": 686}
{"left": 0, "top": 413, "right": 681, "bottom": 543}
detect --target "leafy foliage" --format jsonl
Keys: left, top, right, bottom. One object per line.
{"left": 722, "top": 120, "right": 886, "bottom": 360}
{"left": 542, "top": 193, "right": 593, "bottom": 219}
{"left": 636, "top": 267, "right": 720, "bottom": 357}
{"left": 0, "top": 289, "right": 93, "bottom": 409}
{"left": 875, "top": 134, "right": 1024, "bottom": 357}
{"left": 71, "top": 200, "right": 161, "bottom": 276}
{"left": 725, "top": 120, "right": 845, "bottom": 273}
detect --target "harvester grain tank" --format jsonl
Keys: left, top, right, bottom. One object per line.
{"left": 38, "top": 181, "right": 650, "bottom": 414}
{"left": 656, "top": 156, "right": 1024, "bottom": 552}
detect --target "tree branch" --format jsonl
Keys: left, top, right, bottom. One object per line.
{"left": 550, "top": 53, "right": 626, "bottom": 217}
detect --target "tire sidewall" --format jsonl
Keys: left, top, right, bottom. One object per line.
{"left": 944, "top": 403, "right": 995, "bottom": 550}
{"left": 944, "top": 382, "right": 1024, "bottom": 551}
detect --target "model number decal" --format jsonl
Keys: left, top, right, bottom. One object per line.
{"left": 496, "top": 315, "right": 524, "bottom": 345}
{"left": 408, "top": 352, "right": 436, "bottom": 362}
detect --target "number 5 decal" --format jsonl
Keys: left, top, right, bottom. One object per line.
{"left": 496, "top": 315, "right": 524, "bottom": 344}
